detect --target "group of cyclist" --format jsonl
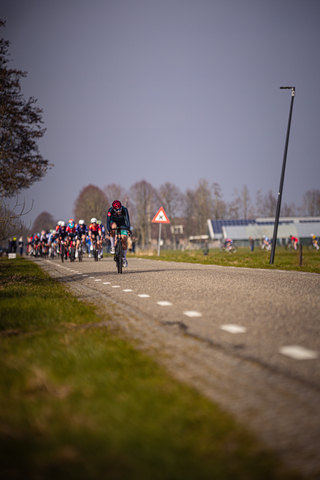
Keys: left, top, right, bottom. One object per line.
{"left": 27, "top": 200, "right": 132, "bottom": 267}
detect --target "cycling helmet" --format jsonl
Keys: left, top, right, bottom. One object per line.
{"left": 112, "top": 200, "right": 122, "bottom": 210}
{"left": 41, "top": 230, "right": 45, "bottom": 235}
{"left": 91, "top": 217, "right": 97, "bottom": 223}
{"left": 69, "top": 218, "right": 74, "bottom": 223}
{"left": 57, "top": 220, "right": 62, "bottom": 226}
{"left": 79, "top": 220, "right": 85, "bottom": 225}
{"left": 60, "top": 221, "right": 65, "bottom": 227}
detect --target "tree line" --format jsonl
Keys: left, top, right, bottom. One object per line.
{"left": 32, "top": 180, "right": 320, "bottom": 247}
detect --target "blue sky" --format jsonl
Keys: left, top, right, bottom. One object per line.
{"left": 2, "top": 0, "right": 320, "bottom": 225}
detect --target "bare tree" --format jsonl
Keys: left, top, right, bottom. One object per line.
{"left": 211, "top": 183, "right": 227, "bottom": 219}
{"left": 31, "top": 211, "right": 56, "bottom": 233}
{"left": 228, "top": 188, "right": 241, "bottom": 219}
{"left": 130, "top": 180, "right": 158, "bottom": 247}
{"left": 103, "top": 184, "right": 126, "bottom": 208}
{"left": 261, "top": 190, "right": 277, "bottom": 217}
{"left": 73, "top": 185, "right": 109, "bottom": 225}
{"left": 281, "top": 202, "right": 296, "bottom": 217}
{"left": 255, "top": 189, "right": 264, "bottom": 217}
{"left": 0, "top": 195, "right": 31, "bottom": 245}
{"left": 158, "top": 182, "right": 183, "bottom": 248}
{"left": 194, "top": 179, "right": 212, "bottom": 235}
{"left": 0, "top": 21, "right": 50, "bottom": 197}
{"left": 182, "top": 189, "right": 196, "bottom": 239}
{"left": 240, "top": 185, "right": 252, "bottom": 219}
{"left": 301, "top": 189, "right": 320, "bottom": 216}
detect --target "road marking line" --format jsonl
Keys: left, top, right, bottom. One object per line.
{"left": 95, "top": 279, "right": 102, "bottom": 282}
{"left": 183, "top": 311, "right": 202, "bottom": 317}
{"left": 157, "top": 301, "right": 172, "bottom": 306}
{"left": 220, "top": 324, "right": 247, "bottom": 334}
{"left": 279, "top": 346, "right": 318, "bottom": 360}
{"left": 123, "top": 289, "right": 133, "bottom": 292}
{"left": 103, "top": 282, "right": 111, "bottom": 284}
{"left": 138, "top": 294, "right": 150, "bottom": 298}
{"left": 112, "top": 286, "right": 120, "bottom": 288}
{"left": 89, "top": 277, "right": 95, "bottom": 279}
{"left": 82, "top": 274, "right": 88, "bottom": 276}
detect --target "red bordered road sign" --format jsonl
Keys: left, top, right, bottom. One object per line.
{"left": 151, "top": 207, "right": 170, "bottom": 224}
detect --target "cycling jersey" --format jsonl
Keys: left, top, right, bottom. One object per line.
{"left": 107, "top": 206, "right": 131, "bottom": 232}
{"left": 58, "top": 226, "right": 68, "bottom": 238}
{"left": 40, "top": 233, "right": 48, "bottom": 243}
{"left": 100, "top": 224, "right": 106, "bottom": 238}
{"left": 66, "top": 225, "right": 76, "bottom": 236}
{"left": 76, "top": 224, "right": 88, "bottom": 236}
{"left": 89, "top": 223, "right": 101, "bottom": 236}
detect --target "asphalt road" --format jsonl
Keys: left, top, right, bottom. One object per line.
{"left": 37, "top": 256, "right": 320, "bottom": 477}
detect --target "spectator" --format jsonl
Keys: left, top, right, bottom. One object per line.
{"left": 249, "top": 236, "right": 254, "bottom": 252}
{"left": 18, "top": 236, "right": 24, "bottom": 255}
{"left": 131, "top": 235, "right": 136, "bottom": 254}
{"left": 12, "top": 237, "right": 17, "bottom": 253}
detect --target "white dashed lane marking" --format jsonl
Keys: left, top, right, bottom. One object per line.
{"left": 279, "top": 346, "right": 318, "bottom": 360}
{"left": 220, "top": 324, "right": 247, "bottom": 334}
{"left": 183, "top": 311, "right": 202, "bottom": 318}
{"left": 46, "top": 263, "right": 318, "bottom": 362}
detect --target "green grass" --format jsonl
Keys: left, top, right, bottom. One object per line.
{"left": 0, "top": 257, "right": 301, "bottom": 480}
{"left": 136, "top": 247, "right": 320, "bottom": 274}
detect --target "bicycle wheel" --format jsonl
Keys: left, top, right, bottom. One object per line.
{"left": 61, "top": 244, "right": 64, "bottom": 263}
{"left": 116, "top": 240, "right": 123, "bottom": 274}
{"left": 94, "top": 243, "right": 98, "bottom": 261}
{"left": 78, "top": 248, "right": 83, "bottom": 262}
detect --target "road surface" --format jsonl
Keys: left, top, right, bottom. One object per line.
{"left": 37, "top": 256, "right": 320, "bottom": 477}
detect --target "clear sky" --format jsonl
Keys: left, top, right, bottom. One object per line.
{"left": 2, "top": 0, "right": 320, "bottom": 226}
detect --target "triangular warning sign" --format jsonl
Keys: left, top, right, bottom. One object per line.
{"left": 152, "top": 207, "right": 170, "bottom": 224}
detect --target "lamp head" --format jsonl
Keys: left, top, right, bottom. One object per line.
{"left": 280, "top": 86, "right": 295, "bottom": 96}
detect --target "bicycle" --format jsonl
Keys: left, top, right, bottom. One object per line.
{"left": 111, "top": 226, "right": 129, "bottom": 274}
{"left": 69, "top": 237, "right": 76, "bottom": 262}
{"left": 220, "top": 241, "right": 237, "bottom": 253}
{"left": 90, "top": 236, "right": 99, "bottom": 261}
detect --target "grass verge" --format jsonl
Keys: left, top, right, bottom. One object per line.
{"left": 135, "top": 247, "right": 320, "bottom": 274}
{"left": 0, "top": 257, "right": 301, "bottom": 479}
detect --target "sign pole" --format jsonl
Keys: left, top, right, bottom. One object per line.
{"left": 151, "top": 207, "right": 170, "bottom": 257}
{"left": 158, "top": 223, "right": 162, "bottom": 256}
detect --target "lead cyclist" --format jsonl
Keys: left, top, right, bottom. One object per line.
{"left": 107, "top": 200, "right": 131, "bottom": 267}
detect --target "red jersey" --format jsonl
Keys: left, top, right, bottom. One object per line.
{"left": 89, "top": 223, "right": 101, "bottom": 234}
{"left": 66, "top": 225, "right": 76, "bottom": 235}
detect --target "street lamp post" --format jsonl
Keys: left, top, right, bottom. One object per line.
{"left": 270, "top": 86, "right": 295, "bottom": 265}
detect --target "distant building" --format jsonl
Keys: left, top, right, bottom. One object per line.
{"left": 207, "top": 217, "right": 320, "bottom": 247}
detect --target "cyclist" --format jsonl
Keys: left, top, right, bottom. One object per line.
{"left": 311, "top": 234, "right": 319, "bottom": 250}
{"left": 224, "top": 237, "right": 233, "bottom": 251}
{"left": 262, "top": 235, "right": 271, "bottom": 250}
{"left": 40, "top": 230, "right": 48, "bottom": 256}
{"left": 97, "top": 220, "right": 106, "bottom": 259}
{"left": 289, "top": 234, "right": 299, "bottom": 250}
{"left": 89, "top": 218, "right": 102, "bottom": 257}
{"left": 66, "top": 219, "right": 77, "bottom": 258}
{"left": 76, "top": 220, "right": 88, "bottom": 256}
{"left": 58, "top": 221, "right": 68, "bottom": 257}
{"left": 107, "top": 200, "right": 131, "bottom": 267}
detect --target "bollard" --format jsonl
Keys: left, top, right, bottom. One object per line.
{"left": 299, "top": 244, "right": 303, "bottom": 266}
